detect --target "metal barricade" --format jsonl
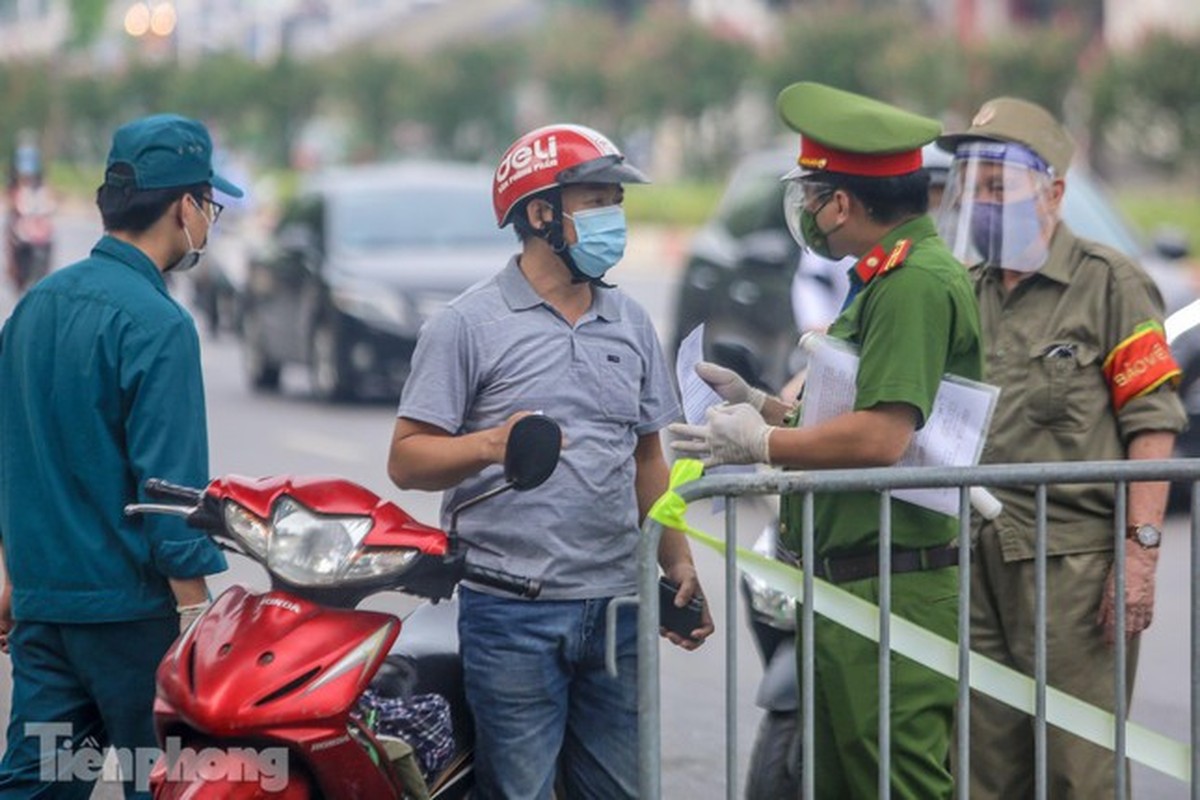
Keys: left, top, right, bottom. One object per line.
{"left": 636, "top": 459, "right": 1200, "bottom": 800}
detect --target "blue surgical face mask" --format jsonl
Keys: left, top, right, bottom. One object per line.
{"left": 565, "top": 205, "right": 627, "bottom": 279}
{"left": 969, "top": 196, "right": 1047, "bottom": 272}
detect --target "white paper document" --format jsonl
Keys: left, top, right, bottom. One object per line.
{"left": 800, "top": 334, "right": 999, "bottom": 516}
{"left": 673, "top": 324, "right": 754, "bottom": 510}
{"left": 675, "top": 323, "right": 724, "bottom": 425}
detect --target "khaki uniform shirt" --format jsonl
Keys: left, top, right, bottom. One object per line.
{"left": 973, "top": 223, "right": 1187, "bottom": 561}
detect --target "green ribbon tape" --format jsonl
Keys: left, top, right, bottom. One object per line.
{"left": 648, "top": 459, "right": 1191, "bottom": 784}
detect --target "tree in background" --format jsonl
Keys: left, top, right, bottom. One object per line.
{"left": 1091, "top": 33, "right": 1200, "bottom": 178}
{"left": 764, "top": 8, "right": 926, "bottom": 104}
{"left": 422, "top": 40, "right": 525, "bottom": 161}
{"left": 331, "top": 49, "right": 425, "bottom": 161}
{"left": 0, "top": 3, "right": 1195, "bottom": 187}
{"left": 613, "top": 6, "right": 757, "bottom": 175}
{"left": 535, "top": 8, "right": 624, "bottom": 133}
{"left": 66, "top": 0, "right": 108, "bottom": 49}
{"left": 970, "top": 26, "right": 1086, "bottom": 115}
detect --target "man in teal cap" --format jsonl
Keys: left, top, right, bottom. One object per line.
{"left": 672, "top": 82, "right": 982, "bottom": 799}
{"left": 0, "top": 113, "right": 238, "bottom": 797}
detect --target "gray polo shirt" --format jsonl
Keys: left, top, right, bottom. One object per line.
{"left": 398, "top": 257, "right": 680, "bottom": 599}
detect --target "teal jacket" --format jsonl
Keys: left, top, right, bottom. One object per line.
{"left": 0, "top": 236, "right": 226, "bottom": 623}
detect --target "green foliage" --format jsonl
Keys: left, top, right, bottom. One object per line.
{"left": 1091, "top": 34, "right": 1200, "bottom": 172}
{"left": 766, "top": 8, "right": 924, "bottom": 101}
{"left": 1116, "top": 189, "right": 1200, "bottom": 256}
{"left": 614, "top": 8, "right": 757, "bottom": 123}
{"left": 66, "top": 0, "right": 107, "bottom": 48}
{"left": 623, "top": 180, "right": 724, "bottom": 226}
{"left": 967, "top": 27, "right": 1087, "bottom": 114}
{"left": 1, "top": 4, "right": 1194, "bottom": 188}
{"left": 423, "top": 40, "right": 525, "bottom": 160}
{"left": 766, "top": 8, "right": 1086, "bottom": 122}
{"left": 536, "top": 9, "right": 623, "bottom": 128}
{"left": 329, "top": 49, "right": 422, "bottom": 160}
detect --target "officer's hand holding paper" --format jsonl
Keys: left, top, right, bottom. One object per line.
{"left": 670, "top": 324, "right": 768, "bottom": 481}
{"left": 694, "top": 361, "right": 768, "bottom": 412}
{"left": 670, "top": 403, "right": 773, "bottom": 468}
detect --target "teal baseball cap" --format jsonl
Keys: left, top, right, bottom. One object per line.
{"left": 105, "top": 113, "right": 244, "bottom": 198}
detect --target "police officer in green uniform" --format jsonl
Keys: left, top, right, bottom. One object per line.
{"left": 671, "top": 82, "right": 982, "bottom": 799}
{"left": 936, "top": 97, "right": 1186, "bottom": 799}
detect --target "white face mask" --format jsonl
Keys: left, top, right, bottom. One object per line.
{"left": 169, "top": 195, "right": 211, "bottom": 273}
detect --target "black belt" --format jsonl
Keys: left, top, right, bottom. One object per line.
{"left": 812, "top": 544, "right": 960, "bottom": 584}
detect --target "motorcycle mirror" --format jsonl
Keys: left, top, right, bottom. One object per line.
{"left": 504, "top": 415, "right": 561, "bottom": 491}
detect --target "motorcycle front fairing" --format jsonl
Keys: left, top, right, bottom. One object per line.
{"left": 157, "top": 585, "right": 398, "bottom": 734}
{"left": 153, "top": 585, "right": 404, "bottom": 798}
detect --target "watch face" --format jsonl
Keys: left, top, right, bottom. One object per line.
{"left": 1136, "top": 525, "right": 1162, "bottom": 547}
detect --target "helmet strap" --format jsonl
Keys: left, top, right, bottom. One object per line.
{"left": 539, "top": 194, "right": 615, "bottom": 288}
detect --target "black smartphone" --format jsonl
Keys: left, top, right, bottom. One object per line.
{"left": 658, "top": 577, "right": 704, "bottom": 640}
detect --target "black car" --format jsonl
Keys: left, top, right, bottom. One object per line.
{"left": 239, "top": 161, "right": 515, "bottom": 401}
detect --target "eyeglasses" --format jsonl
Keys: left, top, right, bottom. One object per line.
{"left": 191, "top": 195, "right": 224, "bottom": 225}
{"left": 203, "top": 197, "right": 225, "bottom": 225}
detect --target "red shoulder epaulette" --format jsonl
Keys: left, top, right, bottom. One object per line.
{"left": 853, "top": 239, "right": 912, "bottom": 286}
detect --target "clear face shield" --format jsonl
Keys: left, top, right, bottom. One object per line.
{"left": 782, "top": 179, "right": 838, "bottom": 257}
{"left": 936, "top": 141, "right": 1058, "bottom": 272}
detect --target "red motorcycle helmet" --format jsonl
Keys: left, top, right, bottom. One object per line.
{"left": 492, "top": 123, "right": 649, "bottom": 228}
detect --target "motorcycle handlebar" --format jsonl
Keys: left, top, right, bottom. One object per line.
{"left": 144, "top": 479, "right": 205, "bottom": 504}
{"left": 463, "top": 563, "right": 542, "bottom": 599}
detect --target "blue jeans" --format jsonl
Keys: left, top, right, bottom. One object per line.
{"left": 0, "top": 618, "right": 178, "bottom": 799}
{"left": 458, "top": 587, "right": 638, "bottom": 800}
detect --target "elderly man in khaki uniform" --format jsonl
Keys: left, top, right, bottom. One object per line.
{"left": 936, "top": 98, "right": 1187, "bottom": 797}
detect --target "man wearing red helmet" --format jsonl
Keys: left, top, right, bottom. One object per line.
{"left": 387, "top": 123, "right": 713, "bottom": 799}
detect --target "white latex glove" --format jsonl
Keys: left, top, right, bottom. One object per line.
{"left": 694, "top": 362, "right": 767, "bottom": 412}
{"left": 668, "top": 403, "right": 773, "bottom": 467}
{"left": 177, "top": 600, "right": 211, "bottom": 634}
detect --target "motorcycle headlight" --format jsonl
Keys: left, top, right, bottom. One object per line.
{"left": 224, "top": 502, "right": 270, "bottom": 559}
{"left": 745, "top": 573, "right": 797, "bottom": 631}
{"left": 341, "top": 548, "right": 419, "bottom": 581}
{"left": 267, "top": 497, "right": 417, "bottom": 586}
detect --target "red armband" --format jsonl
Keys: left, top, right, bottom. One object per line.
{"left": 1102, "top": 321, "right": 1181, "bottom": 412}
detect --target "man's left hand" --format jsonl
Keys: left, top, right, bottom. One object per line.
{"left": 659, "top": 562, "right": 714, "bottom": 651}
{"left": 1097, "top": 539, "right": 1158, "bottom": 646}
{"left": 668, "top": 403, "right": 772, "bottom": 467}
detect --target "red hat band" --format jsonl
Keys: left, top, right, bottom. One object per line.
{"left": 798, "top": 138, "right": 923, "bottom": 178}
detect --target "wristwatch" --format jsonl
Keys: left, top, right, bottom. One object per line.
{"left": 1127, "top": 523, "right": 1163, "bottom": 549}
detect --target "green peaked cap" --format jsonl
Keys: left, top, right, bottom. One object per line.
{"left": 777, "top": 82, "right": 941, "bottom": 154}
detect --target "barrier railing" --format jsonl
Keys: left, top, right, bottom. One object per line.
{"left": 635, "top": 459, "right": 1200, "bottom": 800}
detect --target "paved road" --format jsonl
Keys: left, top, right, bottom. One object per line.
{"left": 0, "top": 213, "right": 1193, "bottom": 798}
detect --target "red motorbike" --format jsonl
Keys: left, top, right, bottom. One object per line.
{"left": 124, "top": 415, "right": 562, "bottom": 799}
